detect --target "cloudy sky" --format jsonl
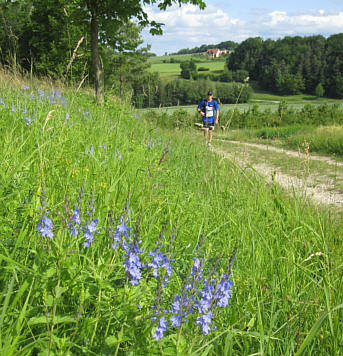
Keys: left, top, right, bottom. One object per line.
{"left": 141, "top": 0, "right": 343, "bottom": 55}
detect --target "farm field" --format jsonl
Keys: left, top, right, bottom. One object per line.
{"left": 149, "top": 60, "right": 225, "bottom": 79}
{"left": 148, "top": 54, "right": 226, "bottom": 79}
{"left": 148, "top": 53, "right": 222, "bottom": 64}
{"left": 1, "top": 72, "right": 343, "bottom": 355}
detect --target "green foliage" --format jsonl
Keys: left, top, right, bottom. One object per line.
{"left": 141, "top": 101, "right": 343, "bottom": 139}
{"left": 227, "top": 34, "right": 343, "bottom": 98}
{"left": 0, "top": 0, "right": 32, "bottom": 69}
{"left": 180, "top": 59, "right": 198, "bottom": 79}
{"left": 157, "top": 79, "right": 252, "bottom": 107}
{"left": 103, "top": 22, "right": 151, "bottom": 98}
{"left": 29, "top": 0, "right": 88, "bottom": 79}
{"left": 1, "top": 74, "right": 343, "bottom": 355}
{"left": 0, "top": 0, "right": 207, "bottom": 102}
{"left": 315, "top": 83, "right": 324, "bottom": 97}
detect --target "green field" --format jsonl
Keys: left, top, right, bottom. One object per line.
{"left": 149, "top": 55, "right": 226, "bottom": 79}
{"left": 148, "top": 53, "right": 222, "bottom": 64}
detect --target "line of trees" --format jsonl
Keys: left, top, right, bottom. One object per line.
{"left": 132, "top": 78, "right": 252, "bottom": 108}
{"left": 227, "top": 34, "right": 343, "bottom": 98}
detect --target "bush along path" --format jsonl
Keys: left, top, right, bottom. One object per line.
{"left": 212, "top": 140, "right": 343, "bottom": 209}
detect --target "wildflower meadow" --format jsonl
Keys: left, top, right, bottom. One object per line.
{"left": 1, "top": 73, "right": 343, "bottom": 355}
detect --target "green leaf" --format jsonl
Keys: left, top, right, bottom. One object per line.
{"left": 201, "top": 345, "right": 213, "bottom": 356}
{"left": 46, "top": 294, "right": 54, "bottom": 307}
{"left": 55, "top": 286, "right": 68, "bottom": 298}
{"left": 105, "top": 335, "right": 118, "bottom": 347}
{"left": 28, "top": 315, "right": 76, "bottom": 326}
{"left": 44, "top": 267, "right": 56, "bottom": 279}
{"left": 295, "top": 303, "right": 343, "bottom": 356}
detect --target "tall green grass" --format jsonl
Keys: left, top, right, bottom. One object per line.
{"left": 1, "top": 72, "right": 343, "bottom": 355}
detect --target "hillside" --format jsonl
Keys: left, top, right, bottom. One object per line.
{"left": 1, "top": 71, "right": 343, "bottom": 355}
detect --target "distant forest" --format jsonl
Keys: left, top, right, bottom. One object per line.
{"left": 226, "top": 35, "right": 343, "bottom": 98}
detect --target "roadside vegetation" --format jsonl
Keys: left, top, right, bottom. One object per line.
{"left": 140, "top": 99, "right": 343, "bottom": 156}
{"left": 2, "top": 3, "right": 343, "bottom": 354}
{"left": 1, "top": 70, "right": 343, "bottom": 355}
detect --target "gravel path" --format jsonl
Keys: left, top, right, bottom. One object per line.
{"left": 213, "top": 143, "right": 343, "bottom": 209}
{"left": 222, "top": 140, "right": 343, "bottom": 167}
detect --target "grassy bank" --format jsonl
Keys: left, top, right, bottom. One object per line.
{"left": 1, "top": 72, "right": 343, "bottom": 355}
{"left": 217, "top": 125, "right": 343, "bottom": 158}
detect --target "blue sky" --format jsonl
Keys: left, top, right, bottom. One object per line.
{"left": 141, "top": 0, "right": 343, "bottom": 55}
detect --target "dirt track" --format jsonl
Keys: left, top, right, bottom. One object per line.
{"left": 212, "top": 141, "right": 343, "bottom": 209}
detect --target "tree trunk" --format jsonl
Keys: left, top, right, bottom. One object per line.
{"left": 90, "top": 13, "right": 104, "bottom": 104}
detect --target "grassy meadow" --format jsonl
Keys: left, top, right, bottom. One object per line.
{"left": 148, "top": 54, "right": 226, "bottom": 80}
{"left": 1, "top": 70, "right": 343, "bottom": 355}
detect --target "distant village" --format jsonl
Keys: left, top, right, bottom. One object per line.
{"left": 205, "top": 48, "right": 234, "bottom": 58}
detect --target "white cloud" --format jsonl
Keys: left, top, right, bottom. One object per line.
{"left": 264, "top": 10, "right": 343, "bottom": 33}
{"left": 142, "top": 5, "right": 343, "bottom": 55}
{"left": 144, "top": 4, "right": 243, "bottom": 43}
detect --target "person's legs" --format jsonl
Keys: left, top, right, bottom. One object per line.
{"left": 208, "top": 128, "right": 213, "bottom": 143}
{"left": 203, "top": 127, "right": 209, "bottom": 141}
{"left": 208, "top": 125, "right": 215, "bottom": 143}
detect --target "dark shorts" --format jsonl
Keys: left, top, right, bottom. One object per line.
{"left": 203, "top": 121, "right": 215, "bottom": 129}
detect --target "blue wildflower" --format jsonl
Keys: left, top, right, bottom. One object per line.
{"left": 111, "top": 216, "right": 130, "bottom": 249}
{"left": 196, "top": 311, "right": 213, "bottom": 335}
{"left": 114, "top": 151, "right": 122, "bottom": 159}
{"left": 85, "top": 145, "right": 94, "bottom": 155}
{"left": 68, "top": 208, "right": 81, "bottom": 236}
{"left": 72, "top": 208, "right": 81, "bottom": 225}
{"left": 83, "top": 219, "right": 99, "bottom": 247}
{"left": 215, "top": 274, "right": 233, "bottom": 308}
{"left": 37, "top": 215, "right": 54, "bottom": 239}
{"left": 152, "top": 317, "right": 168, "bottom": 341}
{"left": 123, "top": 248, "right": 143, "bottom": 285}
{"left": 24, "top": 117, "right": 32, "bottom": 126}
{"left": 37, "top": 89, "right": 45, "bottom": 98}
{"left": 148, "top": 249, "right": 173, "bottom": 286}
{"left": 170, "top": 315, "right": 182, "bottom": 327}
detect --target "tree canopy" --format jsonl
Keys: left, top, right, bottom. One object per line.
{"left": 227, "top": 34, "right": 343, "bottom": 98}
{"left": 0, "top": 0, "right": 207, "bottom": 103}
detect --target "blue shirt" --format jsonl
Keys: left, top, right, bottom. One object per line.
{"left": 197, "top": 99, "right": 220, "bottom": 124}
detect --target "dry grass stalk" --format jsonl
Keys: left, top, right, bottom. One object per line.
{"left": 302, "top": 140, "right": 311, "bottom": 155}
{"left": 304, "top": 251, "right": 328, "bottom": 262}
{"left": 76, "top": 74, "right": 88, "bottom": 92}
{"left": 43, "top": 110, "right": 55, "bottom": 133}
{"left": 66, "top": 37, "right": 84, "bottom": 74}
